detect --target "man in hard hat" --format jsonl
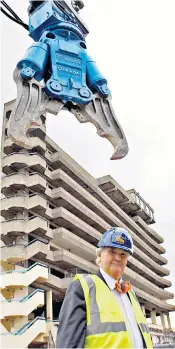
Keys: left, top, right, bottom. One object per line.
{"left": 56, "top": 227, "right": 153, "bottom": 348}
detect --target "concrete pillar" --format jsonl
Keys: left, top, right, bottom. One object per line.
{"left": 151, "top": 310, "right": 157, "bottom": 325}
{"left": 160, "top": 312, "right": 166, "bottom": 329}
{"left": 166, "top": 313, "right": 171, "bottom": 329}
{"left": 46, "top": 289, "right": 53, "bottom": 321}
{"left": 141, "top": 305, "right": 146, "bottom": 316}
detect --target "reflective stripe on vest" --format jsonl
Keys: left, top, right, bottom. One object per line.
{"left": 140, "top": 323, "right": 150, "bottom": 333}
{"left": 129, "top": 289, "right": 150, "bottom": 334}
{"left": 74, "top": 274, "right": 153, "bottom": 348}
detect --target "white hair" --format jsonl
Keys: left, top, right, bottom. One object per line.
{"left": 95, "top": 247, "right": 104, "bottom": 266}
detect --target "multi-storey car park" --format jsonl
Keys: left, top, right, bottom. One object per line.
{"left": 1, "top": 100, "right": 175, "bottom": 348}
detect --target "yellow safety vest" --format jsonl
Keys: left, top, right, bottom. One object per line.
{"left": 74, "top": 274, "right": 153, "bottom": 348}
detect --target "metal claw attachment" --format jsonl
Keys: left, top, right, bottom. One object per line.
{"left": 8, "top": 70, "right": 128, "bottom": 160}
{"left": 71, "top": 93, "right": 129, "bottom": 160}
{"left": 8, "top": 68, "right": 64, "bottom": 148}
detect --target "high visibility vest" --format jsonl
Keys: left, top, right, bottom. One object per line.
{"left": 74, "top": 274, "right": 153, "bottom": 348}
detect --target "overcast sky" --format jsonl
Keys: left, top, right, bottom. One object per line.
{"left": 1, "top": 0, "right": 175, "bottom": 326}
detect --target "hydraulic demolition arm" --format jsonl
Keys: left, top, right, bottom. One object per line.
{"left": 6, "top": 0, "right": 129, "bottom": 160}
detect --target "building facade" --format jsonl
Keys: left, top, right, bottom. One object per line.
{"left": 1, "top": 100, "right": 175, "bottom": 348}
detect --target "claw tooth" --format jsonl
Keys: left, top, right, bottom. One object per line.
{"left": 111, "top": 145, "right": 129, "bottom": 160}
{"left": 110, "top": 154, "right": 124, "bottom": 160}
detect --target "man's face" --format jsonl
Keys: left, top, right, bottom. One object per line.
{"left": 99, "top": 247, "right": 129, "bottom": 280}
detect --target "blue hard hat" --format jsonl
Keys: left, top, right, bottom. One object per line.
{"left": 97, "top": 227, "right": 133, "bottom": 255}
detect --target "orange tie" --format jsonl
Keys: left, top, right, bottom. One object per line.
{"left": 115, "top": 281, "right": 131, "bottom": 293}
